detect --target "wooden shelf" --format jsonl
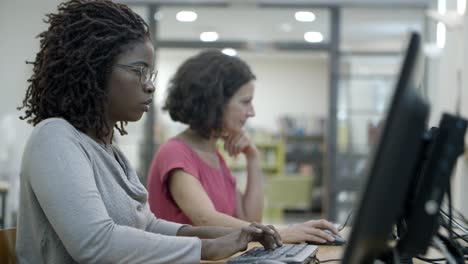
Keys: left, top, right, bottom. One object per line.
{"left": 283, "top": 134, "right": 323, "bottom": 141}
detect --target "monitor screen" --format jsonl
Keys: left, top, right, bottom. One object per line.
{"left": 342, "top": 32, "right": 430, "bottom": 264}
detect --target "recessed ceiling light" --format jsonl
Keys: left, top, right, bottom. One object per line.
{"left": 153, "top": 11, "right": 163, "bottom": 21}
{"left": 295, "top": 11, "right": 315, "bottom": 22}
{"left": 222, "top": 48, "right": 237, "bottom": 56}
{"left": 304, "top": 31, "right": 323, "bottom": 43}
{"left": 457, "top": 0, "right": 466, "bottom": 15}
{"left": 438, "top": 0, "right": 446, "bottom": 15}
{"left": 176, "top": 11, "right": 197, "bottom": 22}
{"left": 200, "top": 31, "right": 218, "bottom": 42}
{"left": 436, "top": 22, "right": 446, "bottom": 49}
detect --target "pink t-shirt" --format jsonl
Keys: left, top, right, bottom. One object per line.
{"left": 147, "top": 138, "right": 237, "bottom": 225}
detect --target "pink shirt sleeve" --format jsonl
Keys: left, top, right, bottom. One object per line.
{"left": 153, "top": 140, "right": 200, "bottom": 197}
{"left": 147, "top": 138, "right": 237, "bottom": 225}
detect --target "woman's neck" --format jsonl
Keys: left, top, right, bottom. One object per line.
{"left": 87, "top": 128, "right": 113, "bottom": 146}
{"left": 179, "top": 129, "right": 217, "bottom": 153}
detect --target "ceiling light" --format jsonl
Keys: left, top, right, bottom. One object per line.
{"left": 438, "top": 0, "right": 446, "bottom": 14}
{"left": 295, "top": 11, "right": 316, "bottom": 22}
{"left": 458, "top": 0, "right": 466, "bottom": 15}
{"left": 222, "top": 48, "right": 237, "bottom": 56}
{"left": 436, "top": 22, "right": 446, "bottom": 49}
{"left": 304, "top": 31, "right": 323, "bottom": 43}
{"left": 176, "top": 11, "right": 197, "bottom": 22}
{"left": 153, "top": 11, "right": 163, "bottom": 21}
{"left": 200, "top": 32, "right": 218, "bottom": 42}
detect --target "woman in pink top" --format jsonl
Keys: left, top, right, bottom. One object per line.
{"left": 147, "top": 50, "right": 339, "bottom": 244}
{"left": 148, "top": 137, "right": 237, "bottom": 225}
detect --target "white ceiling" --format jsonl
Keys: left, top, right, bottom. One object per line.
{"left": 124, "top": 0, "right": 432, "bottom": 6}
{"left": 158, "top": 7, "right": 331, "bottom": 42}
{"left": 128, "top": 0, "right": 429, "bottom": 52}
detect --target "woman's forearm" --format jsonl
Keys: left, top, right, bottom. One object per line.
{"left": 191, "top": 210, "right": 252, "bottom": 229}
{"left": 177, "top": 225, "right": 236, "bottom": 239}
{"left": 241, "top": 153, "right": 264, "bottom": 222}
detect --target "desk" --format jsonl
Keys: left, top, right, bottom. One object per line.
{"left": 200, "top": 225, "right": 451, "bottom": 263}
{"left": 201, "top": 242, "right": 439, "bottom": 263}
{"left": 201, "top": 243, "right": 343, "bottom": 264}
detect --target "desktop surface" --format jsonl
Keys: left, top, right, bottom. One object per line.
{"left": 200, "top": 227, "right": 445, "bottom": 264}
{"left": 201, "top": 244, "right": 342, "bottom": 264}
{"left": 226, "top": 243, "right": 318, "bottom": 264}
{"left": 201, "top": 243, "right": 445, "bottom": 263}
{"left": 202, "top": 228, "right": 350, "bottom": 264}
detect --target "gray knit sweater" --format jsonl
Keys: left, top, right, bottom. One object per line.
{"left": 16, "top": 118, "right": 201, "bottom": 264}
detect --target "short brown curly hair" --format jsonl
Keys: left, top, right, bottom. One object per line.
{"left": 18, "top": 0, "right": 150, "bottom": 140}
{"left": 164, "top": 50, "right": 256, "bottom": 138}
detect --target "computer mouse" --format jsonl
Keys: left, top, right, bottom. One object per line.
{"left": 307, "top": 229, "right": 346, "bottom": 246}
{"left": 256, "top": 260, "right": 286, "bottom": 264}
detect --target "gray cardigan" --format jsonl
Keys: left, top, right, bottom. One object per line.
{"left": 16, "top": 118, "right": 201, "bottom": 264}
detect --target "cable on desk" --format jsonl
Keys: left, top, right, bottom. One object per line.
{"left": 312, "top": 255, "right": 342, "bottom": 263}
{"left": 439, "top": 213, "right": 468, "bottom": 248}
{"left": 439, "top": 190, "right": 466, "bottom": 263}
{"left": 416, "top": 256, "right": 448, "bottom": 262}
{"left": 442, "top": 202, "right": 468, "bottom": 226}
{"left": 416, "top": 256, "right": 468, "bottom": 263}
{"left": 439, "top": 220, "right": 468, "bottom": 244}
{"left": 338, "top": 210, "right": 353, "bottom": 232}
{"left": 440, "top": 209, "right": 468, "bottom": 234}
{"left": 433, "top": 233, "right": 466, "bottom": 264}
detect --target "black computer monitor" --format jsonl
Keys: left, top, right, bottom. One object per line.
{"left": 397, "top": 113, "right": 467, "bottom": 257}
{"left": 342, "top": 32, "right": 430, "bottom": 264}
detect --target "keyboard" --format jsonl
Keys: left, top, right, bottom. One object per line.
{"left": 227, "top": 243, "right": 318, "bottom": 264}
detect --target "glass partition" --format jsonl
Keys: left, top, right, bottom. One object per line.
{"left": 330, "top": 7, "right": 426, "bottom": 222}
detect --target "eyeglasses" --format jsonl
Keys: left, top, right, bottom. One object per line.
{"left": 116, "top": 63, "right": 158, "bottom": 85}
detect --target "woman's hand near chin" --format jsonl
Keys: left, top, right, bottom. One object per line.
{"left": 222, "top": 131, "right": 258, "bottom": 160}
{"left": 223, "top": 130, "right": 264, "bottom": 223}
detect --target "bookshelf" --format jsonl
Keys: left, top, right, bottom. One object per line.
{"left": 283, "top": 134, "right": 325, "bottom": 213}
{"left": 218, "top": 141, "right": 285, "bottom": 177}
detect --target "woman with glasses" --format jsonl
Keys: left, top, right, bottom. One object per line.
{"left": 16, "top": 1, "right": 281, "bottom": 263}
{"left": 146, "top": 50, "right": 342, "bottom": 244}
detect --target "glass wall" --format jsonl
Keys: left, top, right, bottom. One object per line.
{"left": 331, "top": 7, "right": 427, "bottom": 222}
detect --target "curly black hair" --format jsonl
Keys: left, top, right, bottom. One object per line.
{"left": 164, "top": 50, "right": 256, "bottom": 139}
{"left": 18, "top": 0, "right": 150, "bottom": 140}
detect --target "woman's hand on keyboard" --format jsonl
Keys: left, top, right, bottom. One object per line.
{"left": 200, "top": 223, "right": 282, "bottom": 260}
{"left": 278, "top": 219, "right": 339, "bottom": 244}
{"left": 245, "top": 223, "right": 283, "bottom": 250}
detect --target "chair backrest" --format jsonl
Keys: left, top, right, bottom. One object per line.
{"left": 0, "top": 228, "right": 16, "bottom": 264}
